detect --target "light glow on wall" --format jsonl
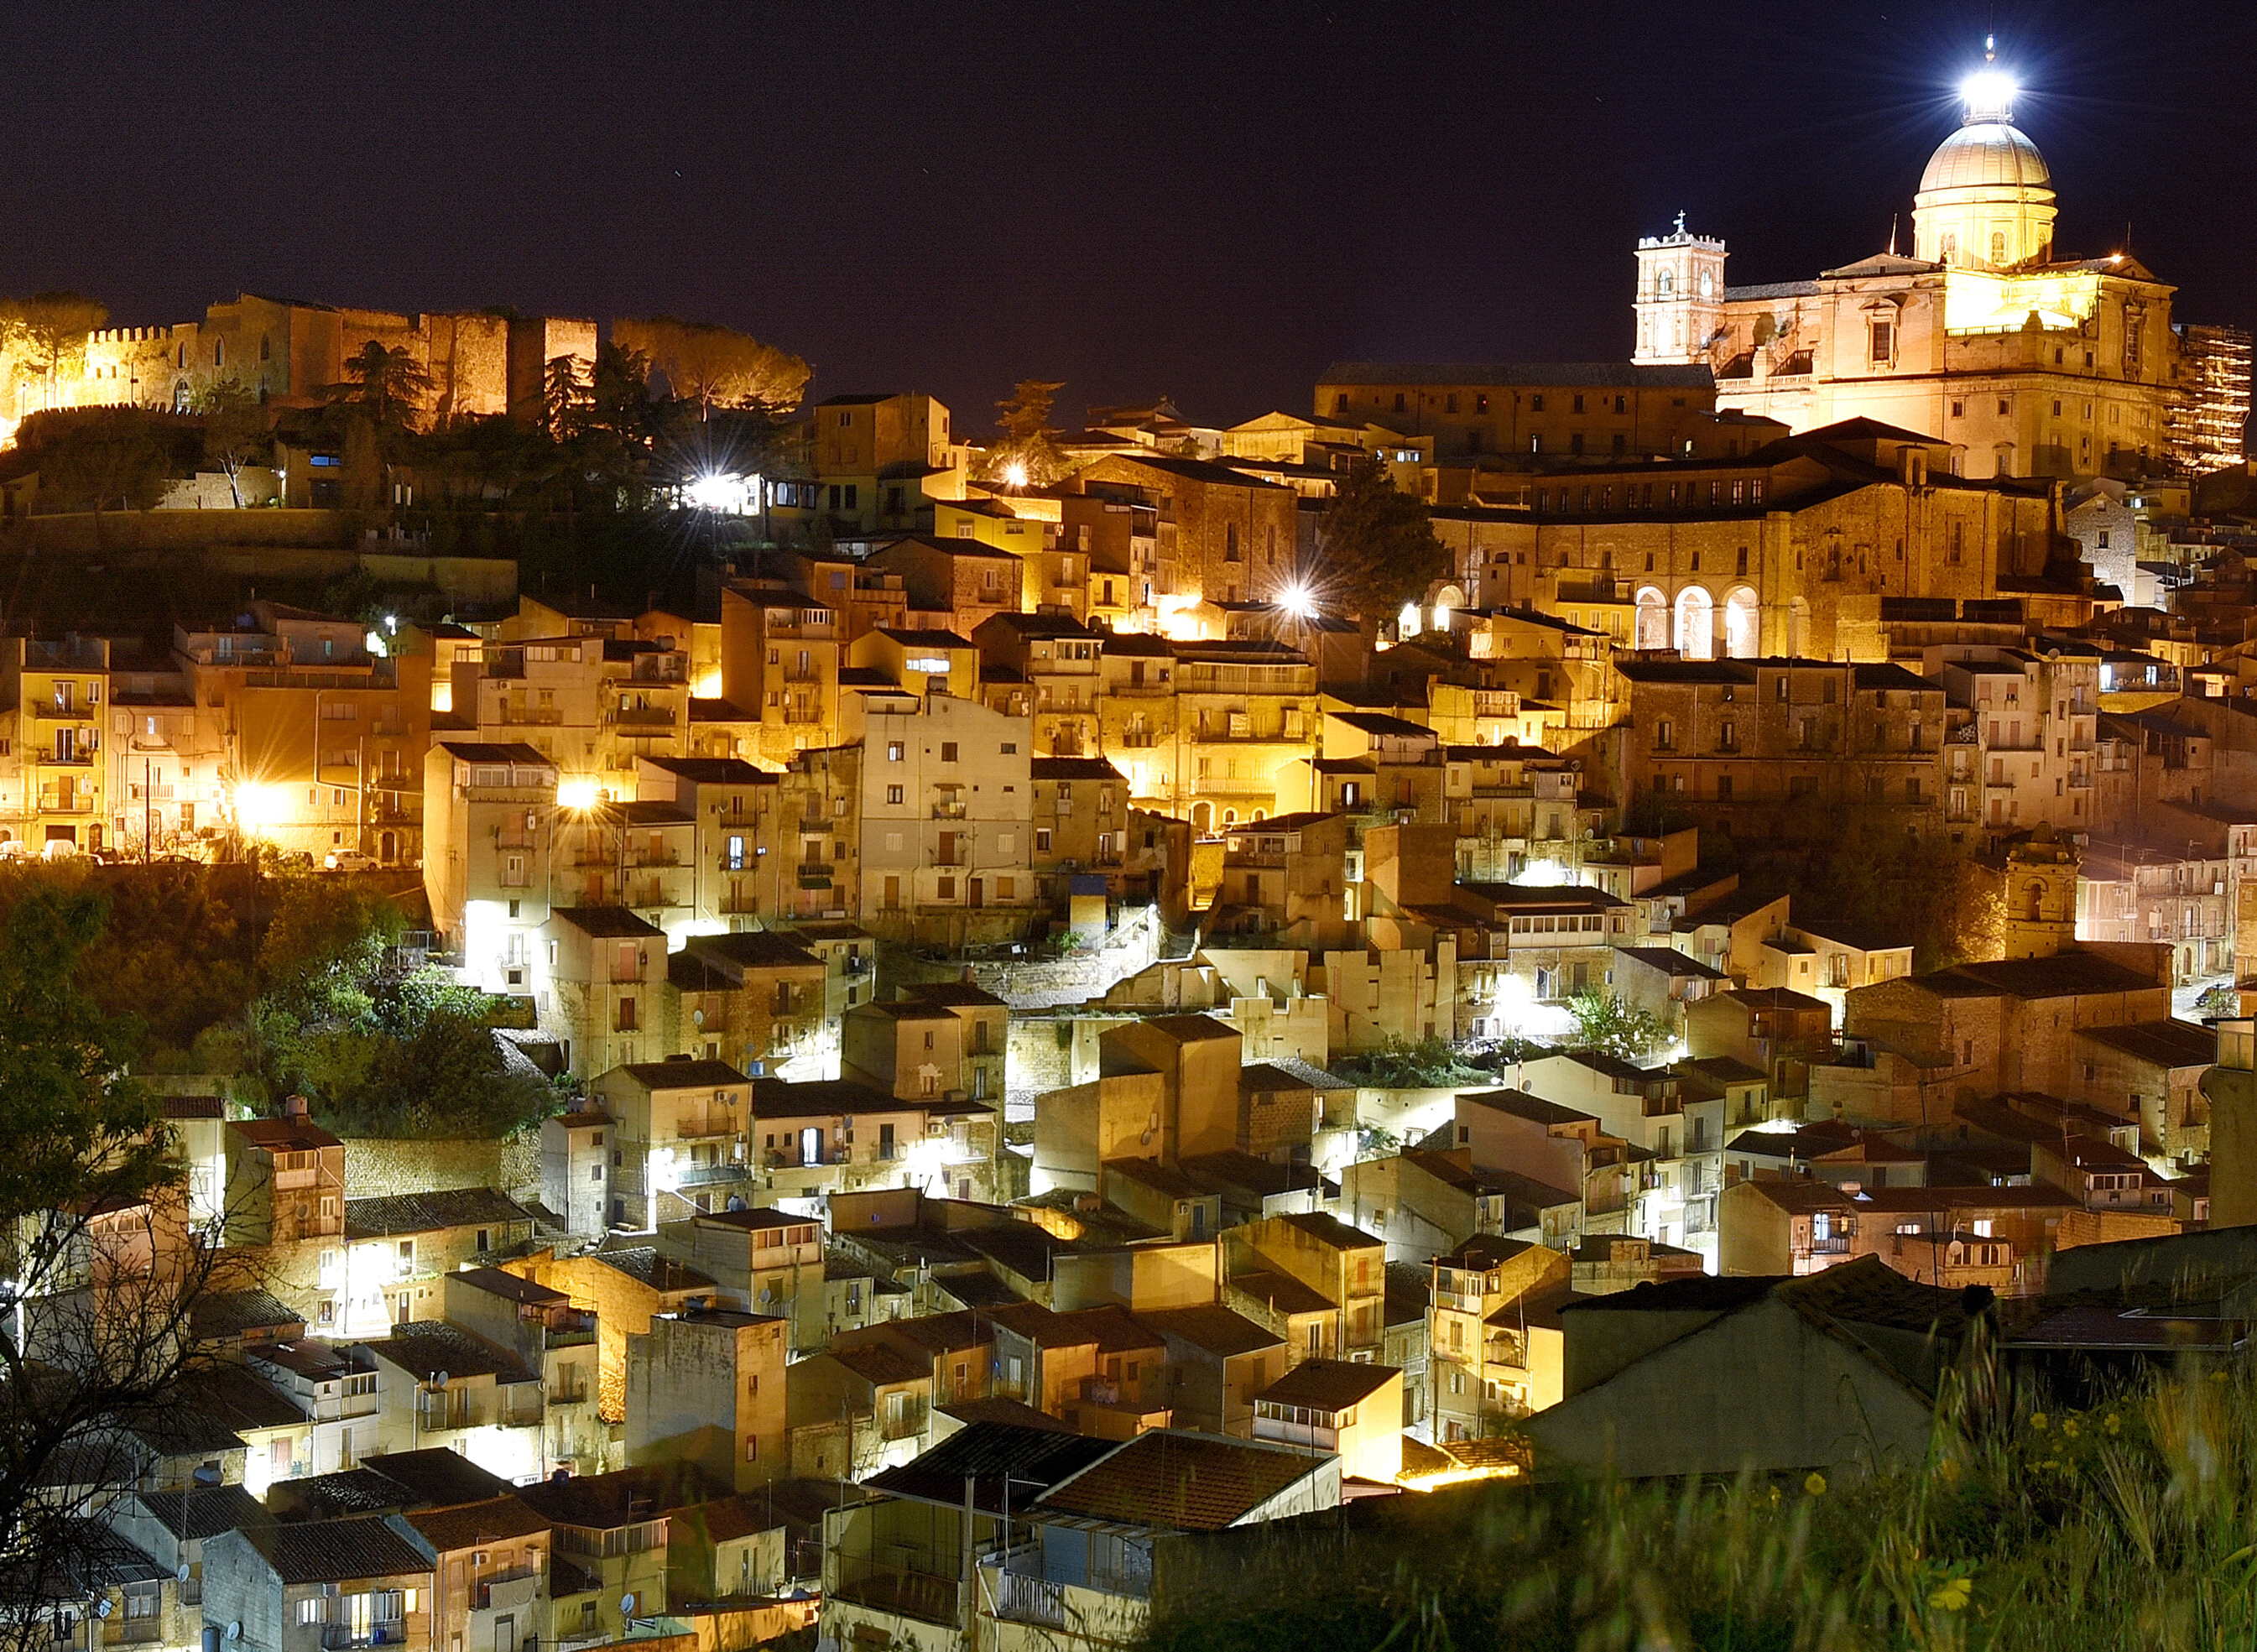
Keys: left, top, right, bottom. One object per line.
{"left": 1943, "top": 269, "right": 2098, "bottom": 336}
{"left": 235, "top": 782, "right": 289, "bottom": 833}
{"left": 556, "top": 777, "right": 600, "bottom": 810}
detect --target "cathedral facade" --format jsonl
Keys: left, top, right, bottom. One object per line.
{"left": 1634, "top": 76, "right": 2185, "bottom": 482}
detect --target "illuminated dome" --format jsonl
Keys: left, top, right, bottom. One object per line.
{"left": 1919, "top": 122, "right": 2050, "bottom": 194}
{"left": 1910, "top": 76, "right": 2057, "bottom": 270}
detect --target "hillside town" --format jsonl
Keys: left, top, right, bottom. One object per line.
{"left": 6, "top": 63, "right": 2257, "bottom": 1652}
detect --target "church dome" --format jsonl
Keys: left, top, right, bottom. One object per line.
{"left": 1920, "top": 121, "right": 2050, "bottom": 195}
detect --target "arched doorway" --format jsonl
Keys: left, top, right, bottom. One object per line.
{"left": 1432, "top": 583, "right": 1466, "bottom": 630}
{"left": 1634, "top": 587, "right": 1668, "bottom": 650}
{"left": 1723, "top": 586, "right": 1760, "bottom": 659}
{"left": 1674, "top": 587, "right": 1714, "bottom": 660}
{"left": 1191, "top": 800, "right": 1213, "bottom": 835}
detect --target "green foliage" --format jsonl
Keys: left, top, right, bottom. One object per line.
{"left": 1134, "top": 1358, "right": 2257, "bottom": 1651}
{"left": 24, "top": 408, "right": 183, "bottom": 519}
{"left": 325, "top": 340, "right": 434, "bottom": 433}
{"left": 248, "top": 873, "right": 550, "bottom": 1139}
{"left": 0, "top": 885, "right": 172, "bottom": 1223}
{"left": 1309, "top": 455, "right": 1451, "bottom": 620}
{"left": 1566, "top": 990, "right": 1673, "bottom": 1064}
{"left": 1332, "top": 1034, "right": 1486, "bottom": 1089}
{"left": 1806, "top": 805, "right": 1995, "bottom": 969}
{"left": 982, "top": 379, "right": 1069, "bottom": 487}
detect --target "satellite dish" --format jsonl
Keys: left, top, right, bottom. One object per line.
{"left": 726, "top": 1196, "right": 748, "bottom": 1212}
{"left": 225, "top": 1624, "right": 242, "bottom": 1643}
{"left": 94, "top": 1602, "right": 112, "bottom": 1621}
{"left": 619, "top": 1593, "right": 638, "bottom": 1618}
{"left": 176, "top": 1565, "right": 191, "bottom": 1585}
{"left": 435, "top": 1371, "right": 450, "bottom": 1388}
{"left": 692, "top": 1008, "right": 704, "bottom": 1028}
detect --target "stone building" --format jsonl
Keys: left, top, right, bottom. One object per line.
{"left": 1634, "top": 79, "right": 2187, "bottom": 481}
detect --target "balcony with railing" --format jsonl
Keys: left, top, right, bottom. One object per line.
{"left": 474, "top": 1569, "right": 541, "bottom": 1613}
{"left": 831, "top": 1562, "right": 960, "bottom": 1628}
{"left": 673, "top": 1111, "right": 738, "bottom": 1139}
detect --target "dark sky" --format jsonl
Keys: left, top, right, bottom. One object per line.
{"left": 5, "top": 1, "right": 2250, "bottom": 433}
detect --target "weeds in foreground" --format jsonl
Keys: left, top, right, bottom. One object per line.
{"left": 1140, "top": 1351, "right": 2257, "bottom": 1651}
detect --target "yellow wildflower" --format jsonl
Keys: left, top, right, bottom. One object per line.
{"left": 1805, "top": 1472, "right": 1827, "bottom": 1497}
{"left": 2028, "top": 1412, "right": 2048, "bottom": 1431}
{"left": 1930, "top": 1577, "right": 1973, "bottom": 1613}
{"left": 2062, "top": 1418, "right": 2080, "bottom": 1438}
{"left": 2212, "top": 1369, "right": 2230, "bottom": 1383}
{"left": 2104, "top": 1414, "right": 2121, "bottom": 1435}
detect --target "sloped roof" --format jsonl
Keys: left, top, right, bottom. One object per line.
{"left": 1038, "top": 1431, "right": 1327, "bottom": 1530}
{"left": 345, "top": 1188, "right": 533, "bottom": 1239}
{"left": 1250, "top": 1359, "right": 1398, "bottom": 1413}
{"left": 247, "top": 1516, "right": 430, "bottom": 1585}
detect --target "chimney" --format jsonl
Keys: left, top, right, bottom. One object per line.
{"left": 284, "top": 1094, "right": 310, "bottom": 1122}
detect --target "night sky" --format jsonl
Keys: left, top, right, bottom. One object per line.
{"left": 6, "top": 1, "right": 2251, "bottom": 434}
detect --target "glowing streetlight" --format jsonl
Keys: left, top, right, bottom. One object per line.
{"left": 685, "top": 472, "right": 739, "bottom": 512}
{"left": 555, "top": 777, "right": 601, "bottom": 811}
{"left": 1277, "top": 584, "right": 1316, "bottom": 619}
{"left": 1001, "top": 461, "right": 1029, "bottom": 488}
{"left": 235, "top": 782, "right": 286, "bottom": 835}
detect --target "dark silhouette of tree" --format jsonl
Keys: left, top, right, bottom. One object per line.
{"left": 0, "top": 887, "right": 232, "bottom": 1649}
{"left": 30, "top": 410, "right": 177, "bottom": 545}
{"left": 1308, "top": 455, "right": 1450, "bottom": 619}
{"left": 324, "top": 341, "right": 432, "bottom": 435}
{"left": 981, "top": 378, "right": 1068, "bottom": 487}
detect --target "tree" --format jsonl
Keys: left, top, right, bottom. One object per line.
{"left": 980, "top": 378, "right": 1068, "bottom": 487}
{"left": 1308, "top": 455, "right": 1451, "bottom": 620}
{"left": 1566, "top": 990, "right": 1674, "bottom": 1065}
{"left": 0, "top": 888, "right": 226, "bottom": 1642}
{"left": 541, "top": 352, "right": 591, "bottom": 441}
{"left": 0, "top": 290, "right": 108, "bottom": 410}
{"left": 30, "top": 409, "right": 177, "bottom": 544}
{"left": 192, "top": 381, "right": 271, "bottom": 508}
{"left": 610, "top": 317, "right": 809, "bottom": 418}
{"left": 325, "top": 340, "right": 433, "bottom": 435}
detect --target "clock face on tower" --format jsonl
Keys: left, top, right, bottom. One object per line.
{"left": 1698, "top": 269, "right": 1714, "bottom": 298}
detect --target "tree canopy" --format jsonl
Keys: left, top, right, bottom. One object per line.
{"left": 981, "top": 379, "right": 1069, "bottom": 487}
{"left": 1309, "top": 455, "right": 1451, "bottom": 619}
{"left": 610, "top": 317, "right": 810, "bottom": 417}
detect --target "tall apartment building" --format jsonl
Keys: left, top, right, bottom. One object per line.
{"left": 422, "top": 741, "right": 560, "bottom": 997}
{"left": 857, "top": 690, "right": 1036, "bottom": 948}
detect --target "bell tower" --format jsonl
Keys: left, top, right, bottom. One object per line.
{"left": 1634, "top": 215, "right": 1728, "bottom": 366}
{"left": 2000, "top": 826, "right": 2077, "bottom": 959}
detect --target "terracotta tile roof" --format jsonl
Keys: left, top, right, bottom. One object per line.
{"left": 404, "top": 1496, "right": 550, "bottom": 1553}
{"left": 344, "top": 1188, "right": 533, "bottom": 1239}
{"left": 248, "top": 1515, "right": 431, "bottom": 1585}
{"left": 1250, "top": 1359, "right": 1398, "bottom": 1413}
{"left": 1038, "top": 1431, "right": 1327, "bottom": 1531}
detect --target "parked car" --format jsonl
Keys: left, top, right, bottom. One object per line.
{"left": 323, "top": 850, "right": 378, "bottom": 873}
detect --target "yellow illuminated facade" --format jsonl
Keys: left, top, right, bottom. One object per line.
{"left": 1635, "top": 68, "right": 2185, "bottom": 482}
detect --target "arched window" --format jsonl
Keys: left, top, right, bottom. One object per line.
{"left": 173, "top": 380, "right": 190, "bottom": 413}
{"left": 2020, "top": 880, "right": 2046, "bottom": 921}
{"left": 1723, "top": 587, "right": 1760, "bottom": 659}
{"left": 1658, "top": 268, "right": 1674, "bottom": 296}
{"left": 1990, "top": 231, "right": 2007, "bottom": 264}
{"left": 1674, "top": 587, "right": 1714, "bottom": 660}
{"left": 259, "top": 333, "right": 271, "bottom": 362}
{"left": 1634, "top": 587, "right": 1668, "bottom": 651}
{"left": 213, "top": 337, "right": 224, "bottom": 367}
{"left": 1940, "top": 232, "right": 1957, "bottom": 263}
{"left": 177, "top": 341, "right": 186, "bottom": 369}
